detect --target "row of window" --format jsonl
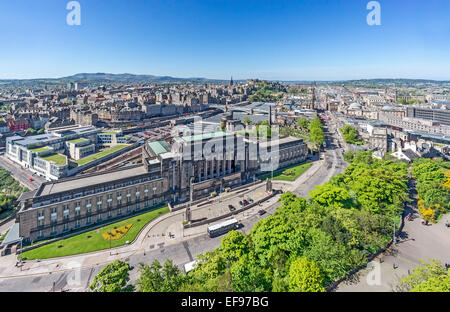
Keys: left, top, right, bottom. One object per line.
{"left": 37, "top": 201, "right": 158, "bottom": 238}
{"left": 33, "top": 177, "right": 163, "bottom": 208}
{"left": 37, "top": 187, "right": 162, "bottom": 223}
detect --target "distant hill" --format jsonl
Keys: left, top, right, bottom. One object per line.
{"left": 0, "top": 74, "right": 448, "bottom": 88}
{"left": 0, "top": 73, "right": 228, "bottom": 87}
{"left": 61, "top": 73, "right": 226, "bottom": 83}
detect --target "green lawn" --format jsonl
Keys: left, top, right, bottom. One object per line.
{"left": 259, "top": 162, "right": 313, "bottom": 181}
{"left": 75, "top": 144, "right": 129, "bottom": 166}
{"left": 40, "top": 153, "right": 67, "bottom": 166}
{"left": 30, "top": 147, "right": 50, "bottom": 153}
{"left": 0, "top": 230, "right": 9, "bottom": 243}
{"left": 68, "top": 138, "right": 88, "bottom": 144}
{"left": 21, "top": 206, "right": 169, "bottom": 260}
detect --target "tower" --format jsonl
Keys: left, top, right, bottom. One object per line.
{"left": 230, "top": 76, "right": 234, "bottom": 86}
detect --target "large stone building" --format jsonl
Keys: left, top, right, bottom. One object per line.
{"left": 17, "top": 130, "right": 308, "bottom": 243}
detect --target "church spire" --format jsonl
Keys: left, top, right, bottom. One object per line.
{"left": 230, "top": 76, "right": 234, "bottom": 86}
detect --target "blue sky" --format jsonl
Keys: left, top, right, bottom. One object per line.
{"left": 0, "top": 0, "right": 449, "bottom": 80}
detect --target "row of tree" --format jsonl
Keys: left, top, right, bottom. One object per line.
{"left": 90, "top": 151, "right": 409, "bottom": 292}
{"left": 308, "top": 117, "right": 325, "bottom": 150}
{"left": 412, "top": 158, "right": 450, "bottom": 223}
{"left": 339, "top": 125, "right": 362, "bottom": 145}
{"left": 0, "top": 168, "right": 29, "bottom": 218}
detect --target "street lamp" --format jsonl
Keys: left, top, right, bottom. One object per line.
{"left": 393, "top": 221, "right": 397, "bottom": 244}
{"left": 108, "top": 231, "right": 112, "bottom": 255}
{"left": 19, "top": 237, "right": 23, "bottom": 271}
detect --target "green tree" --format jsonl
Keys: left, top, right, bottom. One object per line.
{"left": 308, "top": 117, "right": 325, "bottom": 148}
{"left": 309, "top": 183, "right": 351, "bottom": 209}
{"left": 339, "top": 125, "right": 358, "bottom": 144}
{"left": 242, "top": 116, "right": 252, "bottom": 126}
{"left": 136, "top": 259, "right": 186, "bottom": 292}
{"left": 396, "top": 260, "right": 450, "bottom": 292}
{"left": 288, "top": 258, "right": 325, "bottom": 292}
{"left": 89, "top": 260, "right": 133, "bottom": 292}
{"left": 296, "top": 117, "right": 309, "bottom": 129}
{"left": 219, "top": 230, "right": 249, "bottom": 262}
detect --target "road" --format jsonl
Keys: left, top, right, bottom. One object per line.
{"left": 0, "top": 155, "right": 45, "bottom": 190}
{"left": 0, "top": 117, "right": 347, "bottom": 292}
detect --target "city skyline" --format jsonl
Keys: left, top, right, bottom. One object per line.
{"left": 1, "top": 0, "right": 449, "bottom": 80}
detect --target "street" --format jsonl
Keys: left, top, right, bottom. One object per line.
{"left": 0, "top": 155, "right": 46, "bottom": 190}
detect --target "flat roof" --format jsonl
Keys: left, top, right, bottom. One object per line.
{"left": 148, "top": 141, "right": 169, "bottom": 155}
{"left": 38, "top": 166, "right": 148, "bottom": 196}
{"left": 40, "top": 153, "right": 67, "bottom": 166}
{"left": 255, "top": 136, "right": 304, "bottom": 148}
{"left": 68, "top": 138, "right": 88, "bottom": 144}
{"left": 182, "top": 131, "right": 231, "bottom": 143}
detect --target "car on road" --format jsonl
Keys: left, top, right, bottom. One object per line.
{"left": 228, "top": 205, "right": 236, "bottom": 212}
{"left": 258, "top": 210, "right": 266, "bottom": 216}
{"left": 28, "top": 178, "right": 34, "bottom": 182}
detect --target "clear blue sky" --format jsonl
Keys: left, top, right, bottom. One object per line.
{"left": 0, "top": 0, "right": 449, "bottom": 80}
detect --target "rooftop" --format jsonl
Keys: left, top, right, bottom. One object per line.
{"left": 182, "top": 131, "right": 231, "bottom": 143}
{"left": 68, "top": 138, "right": 88, "bottom": 144}
{"left": 29, "top": 146, "right": 50, "bottom": 153}
{"left": 40, "top": 153, "right": 67, "bottom": 166}
{"left": 148, "top": 141, "right": 170, "bottom": 155}
{"left": 38, "top": 165, "right": 148, "bottom": 197}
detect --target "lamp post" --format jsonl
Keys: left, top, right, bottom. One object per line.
{"left": 108, "top": 232, "right": 112, "bottom": 255}
{"left": 19, "top": 237, "right": 23, "bottom": 271}
{"left": 393, "top": 220, "right": 397, "bottom": 245}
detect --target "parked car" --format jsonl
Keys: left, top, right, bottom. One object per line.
{"left": 228, "top": 205, "right": 236, "bottom": 212}
{"left": 239, "top": 201, "right": 243, "bottom": 208}
{"left": 258, "top": 210, "right": 266, "bottom": 216}
{"left": 243, "top": 199, "right": 249, "bottom": 206}
{"left": 28, "top": 178, "right": 34, "bottom": 182}
{"left": 247, "top": 197, "right": 254, "bottom": 204}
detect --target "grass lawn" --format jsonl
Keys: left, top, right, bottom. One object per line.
{"left": 68, "top": 138, "right": 88, "bottom": 144}
{"left": 40, "top": 153, "right": 67, "bottom": 166}
{"left": 0, "top": 230, "right": 9, "bottom": 243}
{"left": 75, "top": 144, "right": 129, "bottom": 166}
{"left": 21, "top": 206, "right": 169, "bottom": 260}
{"left": 259, "top": 162, "right": 313, "bottom": 182}
{"left": 30, "top": 147, "right": 50, "bottom": 153}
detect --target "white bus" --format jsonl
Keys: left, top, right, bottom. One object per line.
{"left": 207, "top": 218, "right": 238, "bottom": 238}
